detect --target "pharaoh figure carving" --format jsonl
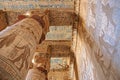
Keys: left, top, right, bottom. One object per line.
{"left": 0, "top": 10, "right": 49, "bottom": 80}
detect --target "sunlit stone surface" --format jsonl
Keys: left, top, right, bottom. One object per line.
{"left": 73, "top": 0, "right": 120, "bottom": 80}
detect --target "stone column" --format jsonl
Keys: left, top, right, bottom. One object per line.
{"left": 0, "top": 18, "right": 43, "bottom": 80}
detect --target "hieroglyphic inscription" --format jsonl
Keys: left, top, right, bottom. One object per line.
{"left": 0, "top": 18, "right": 43, "bottom": 79}
{"left": 0, "top": 1, "right": 74, "bottom": 11}
{"left": 8, "top": 45, "right": 30, "bottom": 71}
{"left": 36, "top": 40, "right": 71, "bottom": 52}
{"left": 49, "top": 10, "right": 75, "bottom": 26}
{"left": 6, "top": 9, "right": 75, "bottom": 26}
{"left": 46, "top": 26, "right": 72, "bottom": 40}
{"left": 0, "top": 55, "right": 21, "bottom": 80}
{"left": 50, "top": 45, "right": 71, "bottom": 57}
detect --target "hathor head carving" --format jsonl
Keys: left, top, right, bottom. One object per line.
{"left": 26, "top": 9, "right": 50, "bottom": 35}
{"left": 18, "top": 10, "right": 50, "bottom": 43}
{"left": 32, "top": 52, "right": 47, "bottom": 68}
{"left": 18, "top": 10, "right": 50, "bottom": 35}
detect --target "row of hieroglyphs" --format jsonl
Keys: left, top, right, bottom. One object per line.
{"left": 46, "top": 26, "right": 72, "bottom": 40}
{"left": 0, "top": 0, "right": 74, "bottom": 10}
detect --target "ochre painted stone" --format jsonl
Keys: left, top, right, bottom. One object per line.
{"left": 0, "top": 10, "right": 8, "bottom": 31}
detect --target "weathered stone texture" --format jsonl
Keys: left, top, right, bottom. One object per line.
{"left": 49, "top": 10, "right": 75, "bottom": 26}
{"left": 0, "top": 1, "right": 74, "bottom": 11}
{"left": 48, "top": 71, "right": 70, "bottom": 80}
{"left": 6, "top": 11, "right": 23, "bottom": 25}
{"left": 36, "top": 40, "right": 71, "bottom": 53}
{"left": 6, "top": 9, "right": 75, "bottom": 26}
{"left": 46, "top": 26, "right": 72, "bottom": 40}
{"left": 0, "top": 10, "right": 8, "bottom": 31}
{"left": 0, "top": 18, "right": 42, "bottom": 80}
{"left": 73, "top": 0, "right": 120, "bottom": 80}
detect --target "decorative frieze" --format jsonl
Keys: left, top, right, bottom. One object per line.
{"left": 0, "top": 1, "right": 74, "bottom": 11}
{"left": 6, "top": 9, "right": 75, "bottom": 26}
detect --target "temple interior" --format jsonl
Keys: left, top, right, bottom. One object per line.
{"left": 0, "top": 0, "right": 120, "bottom": 80}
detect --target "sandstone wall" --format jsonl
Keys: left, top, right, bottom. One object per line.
{"left": 73, "top": 0, "right": 120, "bottom": 80}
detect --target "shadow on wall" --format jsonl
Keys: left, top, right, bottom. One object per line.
{"left": 74, "top": 15, "right": 118, "bottom": 80}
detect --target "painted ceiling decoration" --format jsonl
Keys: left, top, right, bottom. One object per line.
{"left": 50, "top": 57, "right": 70, "bottom": 70}
{"left": 5, "top": 9, "right": 75, "bottom": 26}
{"left": 46, "top": 26, "right": 72, "bottom": 40}
{"left": 0, "top": 1, "right": 76, "bottom": 80}
{"left": 36, "top": 40, "right": 71, "bottom": 55}
{"left": 0, "top": 0, "right": 74, "bottom": 11}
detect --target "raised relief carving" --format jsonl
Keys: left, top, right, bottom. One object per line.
{"left": 6, "top": 10, "right": 75, "bottom": 26}
{"left": 8, "top": 45, "right": 30, "bottom": 71}
{"left": 0, "top": 33, "right": 16, "bottom": 48}
{"left": 102, "top": 4, "right": 115, "bottom": 27}
{"left": 0, "top": 17, "right": 44, "bottom": 79}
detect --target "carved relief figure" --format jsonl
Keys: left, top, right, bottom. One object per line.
{"left": 8, "top": 45, "right": 30, "bottom": 71}
{"left": 26, "top": 52, "right": 48, "bottom": 80}
{"left": 0, "top": 10, "right": 49, "bottom": 79}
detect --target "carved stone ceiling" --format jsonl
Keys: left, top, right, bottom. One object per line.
{"left": 0, "top": 2, "right": 75, "bottom": 78}
{"left": 0, "top": 0, "right": 74, "bottom": 11}
{"left": 0, "top": 0, "right": 75, "bottom": 56}
{"left": 36, "top": 40, "right": 71, "bottom": 53}
{"left": 6, "top": 9, "right": 75, "bottom": 26}
{"left": 46, "top": 26, "right": 72, "bottom": 40}
{"left": 6, "top": 9, "right": 74, "bottom": 43}
{"left": 5, "top": 9, "right": 74, "bottom": 52}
